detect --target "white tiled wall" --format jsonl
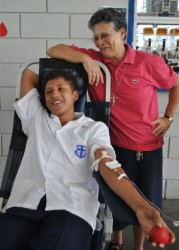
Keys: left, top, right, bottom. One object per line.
{"left": 0, "top": 0, "right": 46, "bottom": 12}
{"left": 0, "top": 0, "right": 179, "bottom": 198}
{"left": 0, "top": 40, "right": 46, "bottom": 63}
{"left": 0, "top": 64, "right": 20, "bottom": 87}
{"left": 21, "top": 14, "right": 70, "bottom": 38}
{"left": 158, "top": 92, "right": 179, "bottom": 198}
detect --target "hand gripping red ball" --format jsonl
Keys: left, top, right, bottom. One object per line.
{"left": 149, "top": 226, "right": 170, "bottom": 244}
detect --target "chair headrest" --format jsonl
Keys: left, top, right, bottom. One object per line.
{"left": 39, "top": 58, "right": 88, "bottom": 96}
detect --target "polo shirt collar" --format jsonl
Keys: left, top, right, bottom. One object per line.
{"left": 74, "top": 113, "right": 89, "bottom": 127}
{"left": 50, "top": 112, "right": 89, "bottom": 127}
{"left": 103, "top": 44, "right": 136, "bottom": 66}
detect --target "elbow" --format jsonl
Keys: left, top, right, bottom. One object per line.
{"left": 47, "top": 47, "right": 55, "bottom": 58}
{"left": 47, "top": 44, "right": 65, "bottom": 58}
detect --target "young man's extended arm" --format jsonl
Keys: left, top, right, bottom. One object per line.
{"left": 94, "top": 148, "right": 175, "bottom": 248}
{"left": 47, "top": 44, "right": 103, "bottom": 85}
{"left": 20, "top": 69, "right": 39, "bottom": 98}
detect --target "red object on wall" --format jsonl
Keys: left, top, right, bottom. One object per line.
{"left": 0, "top": 22, "right": 8, "bottom": 37}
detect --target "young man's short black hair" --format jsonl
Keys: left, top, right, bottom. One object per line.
{"left": 88, "top": 8, "right": 127, "bottom": 33}
{"left": 42, "top": 69, "right": 79, "bottom": 92}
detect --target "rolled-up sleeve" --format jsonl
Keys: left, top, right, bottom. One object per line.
{"left": 89, "top": 122, "right": 116, "bottom": 164}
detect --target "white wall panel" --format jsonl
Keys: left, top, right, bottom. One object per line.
{"left": 163, "top": 158, "right": 179, "bottom": 179}
{"left": 0, "top": 40, "right": 46, "bottom": 63}
{"left": 21, "top": 14, "right": 69, "bottom": 38}
{"left": 166, "top": 180, "right": 179, "bottom": 199}
{"left": 0, "top": 111, "right": 13, "bottom": 134}
{"left": 0, "top": 64, "right": 20, "bottom": 87}
{"left": 0, "top": 88, "right": 16, "bottom": 111}
{"left": 71, "top": 14, "right": 92, "bottom": 38}
{"left": 48, "top": 0, "right": 128, "bottom": 13}
{"left": 0, "top": 0, "right": 46, "bottom": 12}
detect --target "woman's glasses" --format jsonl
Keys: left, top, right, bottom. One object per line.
{"left": 92, "top": 31, "right": 115, "bottom": 44}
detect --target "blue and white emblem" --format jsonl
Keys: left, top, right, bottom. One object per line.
{"left": 74, "top": 145, "right": 86, "bottom": 159}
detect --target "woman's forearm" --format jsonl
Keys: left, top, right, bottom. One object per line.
{"left": 47, "top": 44, "right": 103, "bottom": 85}
{"left": 47, "top": 44, "right": 91, "bottom": 64}
{"left": 165, "top": 77, "right": 179, "bottom": 118}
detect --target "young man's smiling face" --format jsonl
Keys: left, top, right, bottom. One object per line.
{"left": 45, "top": 77, "right": 79, "bottom": 122}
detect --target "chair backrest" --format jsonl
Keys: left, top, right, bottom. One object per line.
{"left": 0, "top": 112, "right": 27, "bottom": 199}
{"left": 38, "top": 58, "right": 110, "bottom": 126}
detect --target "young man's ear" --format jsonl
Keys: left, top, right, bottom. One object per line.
{"left": 73, "top": 90, "right": 79, "bottom": 102}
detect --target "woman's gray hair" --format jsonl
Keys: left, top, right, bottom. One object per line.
{"left": 88, "top": 8, "right": 127, "bottom": 33}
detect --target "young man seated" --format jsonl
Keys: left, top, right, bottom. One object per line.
{"left": 0, "top": 69, "right": 175, "bottom": 250}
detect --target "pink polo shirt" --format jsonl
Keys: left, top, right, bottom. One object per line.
{"left": 70, "top": 45, "right": 178, "bottom": 151}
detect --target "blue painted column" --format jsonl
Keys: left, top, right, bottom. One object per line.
{"left": 127, "top": 0, "right": 135, "bottom": 47}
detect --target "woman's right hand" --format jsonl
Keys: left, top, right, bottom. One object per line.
{"left": 48, "top": 44, "right": 104, "bottom": 86}
{"left": 83, "top": 58, "right": 104, "bottom": 86}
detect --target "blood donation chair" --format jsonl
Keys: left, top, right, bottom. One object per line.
{"left": 0, "top": 58, "right": 138, "bottom": 249}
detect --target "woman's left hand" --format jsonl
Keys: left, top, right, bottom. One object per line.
{"left": 151, "top": 117, "right": 172, "bottom": 137}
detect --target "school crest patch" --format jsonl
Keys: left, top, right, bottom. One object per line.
{"left": 74, "top": 145, "right": 86, "bottom": 159}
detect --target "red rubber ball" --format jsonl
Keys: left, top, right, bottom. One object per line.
{"left": 149, "top": 226, "right": 170, "bottom": 244}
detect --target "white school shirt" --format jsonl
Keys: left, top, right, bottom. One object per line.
{"left": 5, "top": 89, "right": 115, "bottom": 230}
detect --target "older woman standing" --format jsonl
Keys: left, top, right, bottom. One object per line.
{"left": 47, "top": 8, "right": 179, "bottom": 250}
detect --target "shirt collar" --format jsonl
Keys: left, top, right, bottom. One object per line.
{"left": 73, "top": 113, "right": 90, "bottom": 127}
{"left": 103, "top": 44, "right": 136, "bottom": 66}
{"left": 50, "top": 112, "right": 89, "bottom": 126}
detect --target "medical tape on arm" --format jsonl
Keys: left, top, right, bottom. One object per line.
{"left": 105, "top": 161, "right": 126, "bottom": 180}
{"left": 91, "top": 151, "right": 127, "bottom": 181}
{"left": 91, "top": 151, "right": 112, "bottom": 172}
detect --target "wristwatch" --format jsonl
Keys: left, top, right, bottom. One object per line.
{"left": 164, "top": 115, "right": 173, "bottom": 123}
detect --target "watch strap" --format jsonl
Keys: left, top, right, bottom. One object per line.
{"left": 164, "top": 115, "right": 173, "bottom": 122}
